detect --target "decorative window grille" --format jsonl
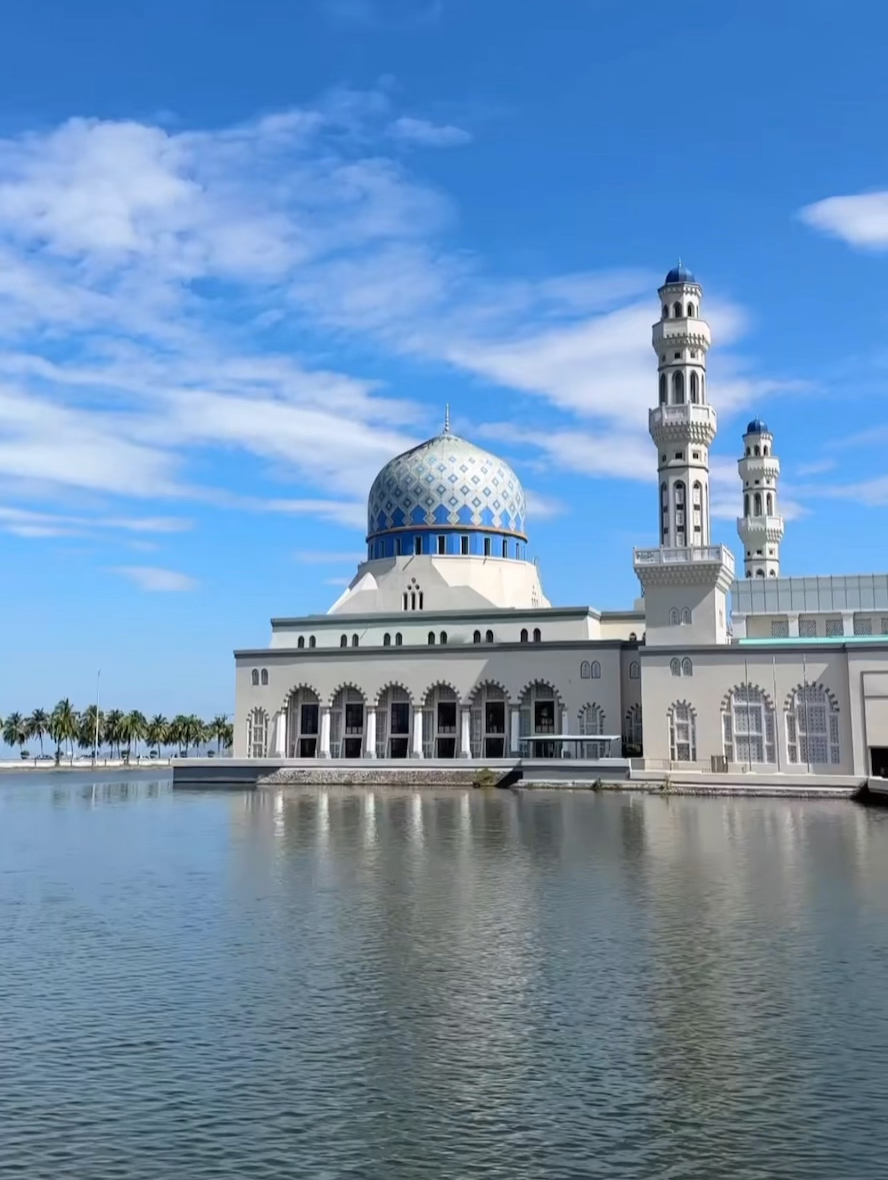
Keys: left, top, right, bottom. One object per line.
{"left": 580, "top": 661, "right": 591, "bottom": 679}
{"left": 681, "top": 658, "right": 693, "bottom": 677}
{"left": 247, "top": 709, "right": 268, "bottom": 759}
{"left": 624, "top": 704, "right": 643, "bottom": 747}
{"left": 629, "top": 661, "right": 640, "bottom": 680}
{"left": 722, "top": 685, "right": 775, "bottom": 764}
{"left": 786, "top": 685, "right": 840, "bottom": 765}
{"left": 881, "top": 618, "right": 888, "bottom": 635}
{"left": 854, "top": 616, "right": 873, "bottom": 636}
{"left": 681, "top": 607, "right": 692, "bottom": 625}
{"left": 578, "top": 703, "right": 606, "bottom": 758}
{"left": 670, "top": 608, "right": 680, "bottom": 625}
{"left": 799, "top": 619, "right": 817, "bottom": 638}
{"left": 670, "top": 658, "right": 681, "bottom": 676}
{"left": 771, "top": 619, "right": 789, "bottom": 638}
{"left": 825, "top": 618, "right": 844, "bottom": 637}
{"left": 669, "top": 703, "right": 696, "bottom": 762}
{"left": 590, "top": 661, "right": 601, "bottom": 679}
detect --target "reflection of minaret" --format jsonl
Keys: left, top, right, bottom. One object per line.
{"left": 737, "top": 418, "right": 784, "bottom": 578}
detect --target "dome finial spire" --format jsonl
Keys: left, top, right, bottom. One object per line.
{"left": 444, "top": 403, "right": 451, "bottom": 433}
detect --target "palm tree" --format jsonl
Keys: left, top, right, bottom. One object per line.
{"left": 50, "top": 699, "right": 79, "bottom": 764}
{"left": 78, "top": 705, "right": 104, "bottom": 758}
{"left": 125, "top": 710, "right": 147, "bottom": 760}
{"left": 104, "top": 709, "right": 124, "bottom": 759}
{"left": 3, "top": 712, "right": 29, "bottom": 759}
{"left": 146, "top": 715, "right": 168, "bottom": 757}
{"left": 209, "top": 714, "right": 230, "bottom": 754}
{"left": 187, "top": 715, "right": 206, "bottom": 756}
{"left": 219, "top": 720, "right": 233, "bottom": 753}
{"left": 28, "top": 708, "right": 48, "bottom": 756}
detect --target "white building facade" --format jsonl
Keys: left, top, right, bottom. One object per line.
{"left": 235, "top": 266, "right": 888, "bottom": 782}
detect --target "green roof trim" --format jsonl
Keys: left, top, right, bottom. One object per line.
{"left": 739, "top": 635, "right": 888, "bottom": 646}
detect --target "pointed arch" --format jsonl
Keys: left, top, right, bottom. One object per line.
{"left": 721, "top": 683, "right": 776, "bottom": 765}
{"left": 624, "top": 703, "right": 643, "bottom": 749}
{"left": 659, "top": 373, "right": 667, "bottom": 403}
{"left": 783, "top": 682, "right": 840, "bottom": 765}
{"left": 246, "top": 707, "right": 269, "bottom": 759}
{"left": 672, "top": 370, "right": 685, "bottom": 404}
{"left": 690, "top": 371, "right": 698, "bottom": 402}
{"left": 327, "top": 681, "right": 367, "bottom": 708}
{"left": 578, "top": 702, "right": 606, "bottom": 758}
{"left": 420, "top": 679, "right": 461, "bottom": 707}
{"left": 372, "top": 680, "right": 415, "bottom": 707}
{"left": 668, "top": 701, "right": 696, "bottom": 762}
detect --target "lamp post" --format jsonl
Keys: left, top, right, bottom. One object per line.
{"left": 93, "top": 669, "right": 101, "bottom": 765}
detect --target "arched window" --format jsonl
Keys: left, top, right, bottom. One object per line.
{"left": 428, "top": 631, "right": 436, "bottom": 645}
{"left": 670, "top": 658, "right": 681, "bottom": 676}
{"left": 754, "top": 445, "right": 760, "bottom": 456}
{"left": 681, "top": 607, "right": 692, "bottom": 625}
{"left": 578, "top": 703, "right": 606, "bottom": 757}
{"left": 662, "top": 304, "right": 669, "bottom": 319}
{"left": 247, "top": 708, "right": 268, "bottom": 758}
{"left": 672, "top": 370, "right": 685, "bottom": 404}
{"left": 659, "top": 373, "right": 667, "bottom": 404}
{"left": 674, "top": 480, "right": 685, "bottom": 505}
{"left": 340, "top": 635, "right": 348, "bottom": 648}
{"left": 670, "top": 608, "right": 680, "bottom": 626}
{"left": 351, "top": 634, "right": 359, "bottom": 648}
{"left": 591, "top": 661, "right": 601, "bottom": 679}
{"left": 673, "top": 301, "right": 682, "bottom": 318}
{"left": 766, "top": 492, "right": 773, "bottom": 514}
{"left": 383, "top": 633, "right": 391, "bottom": 646}
{"left": 785, "top": 685, "right": 840, "bottom": 765}
{"left": 629, "top": 661, "right": 640, "bottom": 680}
{"left": 533, "top": 627, "right": 542, "bottom": 643}
{"left": 754, "top": 492, "right": 762, "bottom": 516}
{"left": 520, "top": 628, "right": 529, "bottom": 643}
{"left": 440, "top": 631, "right": 448, "bottom": 645}
{"left": 700, "top": 374, "right": 705, "bottom": 400}
{"left": 669, "top": 702, "right": 696, "bottom": 762}
{"left": 764, "top": 444, "right": 769, "bottom": 456}
{"left": 681, "top": 658, "right": 693, "bottom": 677}
{"left": 485, "top": 629, "right": 494, "bottom": 643}
{"left": 473, "top": 630, "right": 481, "bottom": 644}
{"left": 629, "top": 632, "right": 637, "bottom": 641}
{"left": 624, "top": 703, "right": 643, "bottom": 749}
{"left": 251, "top": 669, "right": 259, "bottom": 686}
{"left": 722, "top": 685, "right": 776, "bottom": 764}
{"left": 395, "top": 632, "right": 403, "bottom": 646}
{"left": 309, "top": 636, "right": 316, "bottom": 649}
{"left": 687, "top": 302, "right": 696, "bottom": 317}
{"left": 580, "top": 660, "right": 591, "bottom": 679}
{"left": 297, "top": 636, "right": 305, "bottom": 649}
{"left": 690, "top": 371, "right": 698, "bottom": 402}
{"left": 260, "top": 669, "right": 268, "bottom": 686}
{"left": 744, "top": 493, "right": 750, "bottom": 516}
{"left": 756, "top": 569, "right": 765, "bottom": 577}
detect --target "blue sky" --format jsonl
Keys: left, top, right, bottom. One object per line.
{"left": 1, "top": 0, "right": 887, "bottom": 721}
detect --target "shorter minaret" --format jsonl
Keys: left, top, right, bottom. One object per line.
{"left": 737, "top": 418, "right": 784, "bottom": 578}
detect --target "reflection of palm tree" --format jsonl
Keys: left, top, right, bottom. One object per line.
{"left": 3, "top": 712, "right": 28, "bottom": 758}
{"left": 28, "top": 708, "right": 48, "bottom": 756}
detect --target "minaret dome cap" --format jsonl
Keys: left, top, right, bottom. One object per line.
{"left": 745, "top": 417, "right": 769, "bottom": 435}
{"left": 664, "top": 263, "right": 696, "bottom": 285}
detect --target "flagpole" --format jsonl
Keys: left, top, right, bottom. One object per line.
{"left": 93, "top": 669, "right": 101, "bottom": 765}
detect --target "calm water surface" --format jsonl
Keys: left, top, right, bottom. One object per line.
{"left": 2, "top": 772, "right": 888, "bottom": 1178}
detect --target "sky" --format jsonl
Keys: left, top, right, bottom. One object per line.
{"left": 1, "top": 0, "right": 888, "bottom": 722}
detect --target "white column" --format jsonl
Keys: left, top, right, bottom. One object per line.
{"left": 319, "top": 706, "right": 331, "bottom": 759}
{"left": 274, "top": 709, "right": 287, "bottom": 757}
{"left": 412, "top": 708, "right": 424, "bottom": 758}
{"left": 459, "top": 706, "right": 471, "bottom": 758}
{"left": 510, "top": 707, "right": 521, "bottom": 756}
{"left": 841, "top": 611, "right": 854, "bottom": 636}
{"left": 560, "top": 704, "right": 570, "bottom": 759}
{"left": 365, "top": 708, "right": 377, "bottom": 758}
{"left": 787, "top": 612, "right": 799, "bottom": 637}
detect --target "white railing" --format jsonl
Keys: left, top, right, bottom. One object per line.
{"left": 633, "top": 545, "right": 735, "bottom": 572}
{"left": 649, "top": 404, "right": 717, "bottom": 429}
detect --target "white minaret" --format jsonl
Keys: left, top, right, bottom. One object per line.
{"left": 633, "top": 264, "right": 735, "bottom": 646}
{"left": 737, "top": 418, "right": 784, "bottom": 578}
{"left": 650, "top": 264, "right": 714, "bottom": 547}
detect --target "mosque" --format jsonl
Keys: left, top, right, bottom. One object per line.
{"left": 234, "top": 266, "right": 888, "bottom": 782}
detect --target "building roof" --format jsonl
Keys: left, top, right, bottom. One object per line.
{"left": 664, "top": 263, "right": 696, "bottom": 285}
{"left": 745, "top": 417, "right": 769, "bottom": 435}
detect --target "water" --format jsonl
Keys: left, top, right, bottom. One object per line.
{"left": 2, "top": 772, "right": 888, "bottom": 1179}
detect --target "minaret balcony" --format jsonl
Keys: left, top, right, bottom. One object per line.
{"left": 652, "top": 320, "right": 711, "bottom": 350}
{"left": 737, "top": 515, "right": 785, "bottom": 543}
{"left": 649, "top": 403, "right": 717, "bottom": 447}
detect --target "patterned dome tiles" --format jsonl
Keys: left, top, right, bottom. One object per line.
{"left": 367, "top": 432, "right": 527, "bottom": 539}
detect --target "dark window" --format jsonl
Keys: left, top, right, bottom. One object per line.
{"left": 687, "top": 302, "right": 696, "bottom": 317}
{"left": 485, "top": 629, "right": 494, "bottom": 643}
{"left": 473, "top": 630, "right": 481, "bottom": 644}
{"left": 520, "top": 628, "right": 529, "bottom": 643}
{"left": 395, "top": 632, "right": 402, "bottom": 646}
{"left": 251, "top": 670, "right": 259, "bottom": 686}
{"left": 395, "top": 537, "right": 402, "bottom": 556}
{"left": 673, "top": 301, "right": 682, "bottom": 317}
{"left": 414, "top": 536, "right": 422, "bottom": 555}
{"left": 260, "top": 669, "right": 268, "bottom": 686}
{"left": 437, "top": 535, "right": 446, "bottom": 555}
{"left": 440, "top": 631, "right": 448, "bottom": 645}
{"left": 297, "top": 636, "right": 305, "bottom": 649}
{"left": 383, "top": 633, "right": 391, "bottom": 646}
{"left": 502, "top": 538, "right": 508, "bottom": 558}
{"left": 351, "top": 634, "right": 359, "bottom": 647}
{"left": 309, "top": 636, "right": 316, "bottom": 649}
{"left": 340, "top": 635, "right": 347, "bottom": 648}
{"left": 428, "top": 631, "right": 436, "bottom": 645}
{"left": 662, "top": 304, "right": 669, "bottom": 319}
{"left": 690, "top": 371, "right": 698, "bottom": 402}
{"left": 673, "top": 371, "right": 684, "bottom": 404}
{"left": 484, "top": 536, "right": 491, "bottom": 556}
{"left": 659, "top": 373, "right": 667, "bottom": 404}
{"left": 460, "top": 536, "right": 469, "bottom": 555}
{"left": 533, "top": 628, "right": 542, "bottom": 643}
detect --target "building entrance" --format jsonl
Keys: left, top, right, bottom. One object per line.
{"left": 870, "top": 747, "right": 888, "bottom": 778}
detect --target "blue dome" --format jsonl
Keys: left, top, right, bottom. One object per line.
{"left": 746, "top": 418, "right": 768, "bottom": 435}
{"left": 664, "top": 263, "right": 696, "bottom": 285}
{"left": 366, "top": 430, "right": 528, "bottom": 561}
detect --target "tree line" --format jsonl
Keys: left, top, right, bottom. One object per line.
{"left": 1, "top": 701, "right": 233, "bottom": 762}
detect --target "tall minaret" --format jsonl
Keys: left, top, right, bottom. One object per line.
{"left": 633, "top": 264, "right": 735, "bottom": 646}
{"left": 737, "top": 418, "right": 784, "bottom": 578}
{"left": 650, "top": 263, "right": 715, "bottom": 547}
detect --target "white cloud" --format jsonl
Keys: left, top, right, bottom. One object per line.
{"left": 0, "top": 505, "right": 190, "bottom": 539}
{"left": 389, "top": 116, "right": 471, "bottom": 147}
{"left": 111, "top": 565, "right": 198, "bottom": 591}
{"left": 800, "top": 191, "right": 888, "bottom": 248}
{"left": 795, "top": 458, "right": 835, "bottom": 476}
{"left": 295, "top": 549, "right": 365, "bottom": 564}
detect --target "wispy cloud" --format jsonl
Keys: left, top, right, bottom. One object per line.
{"left": 800, "top": 190, "right": 888, "bottom": 248}
{"left": 389, "top": 116, "right": 471, "bottom": 147}
{"left": 111, "top": 565, "right": 198, "bottom": 591}
{"left": 795, "top": 458, "right": 835, "bottom": 476}
{"left": 295, "top": 549, "right": 365, "bottom": 564}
